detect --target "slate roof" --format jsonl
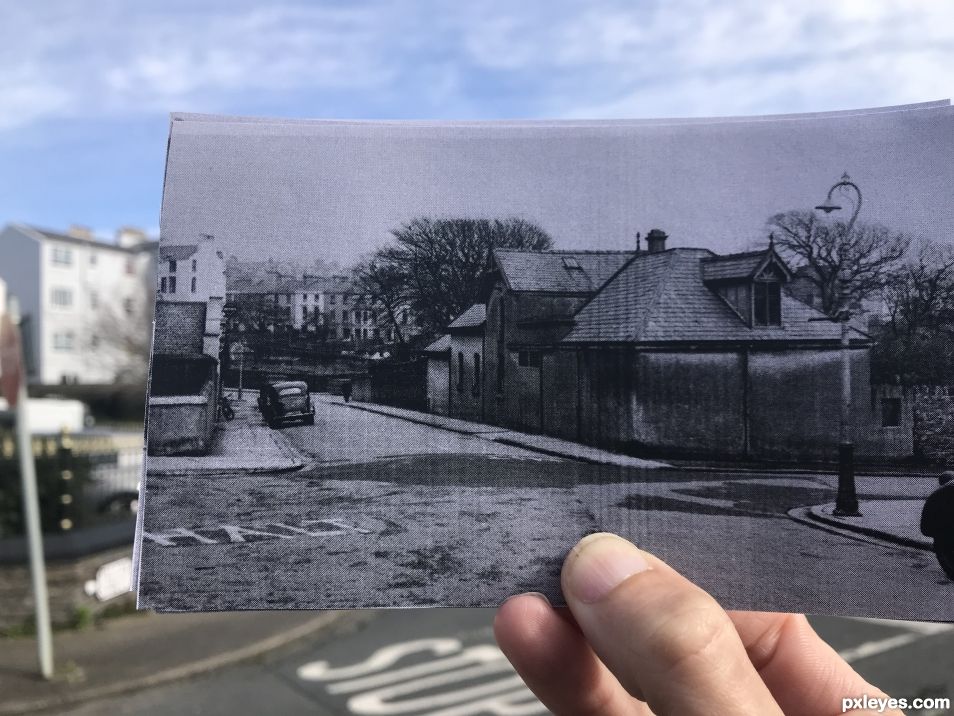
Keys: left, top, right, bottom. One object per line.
{"left": 494, "top": 250, "right": 633, "bottom": 293}
{"left": 563, "top": 248, "right": 868, "bottom": 345}
{"left": 15, "top": 223, "right": 156, "bottom": 254}
{"left": 159, "top": 244, "right": 199, "bottom": 262}
{"left": 423, "top": 334, "right": 451, "bottom": 353}
{"left": 448, "top": 304, "right": 486, "bottom": 330}
{"left": 701, "top": 248, "right": 791, "bottom": 282}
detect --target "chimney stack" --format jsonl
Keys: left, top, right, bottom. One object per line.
{"left": 646, "top": 228, "right": 668, "bottom": 253}
{"left": 67, "top": 224, "right": 93, "bottom": 240}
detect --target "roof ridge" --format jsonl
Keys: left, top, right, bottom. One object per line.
{"left": 701, "top": 248, "right": 766, "bottom": 262}
{"left": 636, "top": 251, "right": 680, "bottom": 340}
{"left": 494, "top": 248, "right": 635, "bottom": 255}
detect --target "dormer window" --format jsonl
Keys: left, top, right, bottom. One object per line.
{"left": 753, "top": 280, "right": 781, "bottom": 326}
{"left": 562, "top": 256, "right": 581, "bottom": 270}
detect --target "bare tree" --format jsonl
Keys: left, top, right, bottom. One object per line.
{"left": 352, "top": 258, "right": 413, "bottom": 345}
{"left": 768, "top": 210, "right": 910, "bottom": 317}
{"left": 87, "top": 277, "right": 155, "bottom": 385}
{"left": 372, "top": 217, "right": 553, "bottom": 335}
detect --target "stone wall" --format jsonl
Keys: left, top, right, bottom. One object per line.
{"left": 913, "top": 386, "right": 954, "bottom": 465}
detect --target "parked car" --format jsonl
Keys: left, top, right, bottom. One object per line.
{"left": 922, "top": 471, "right": 954, "bottom": 581}
{"left": 259, "top": 380, "right": 315, "bottom": 428}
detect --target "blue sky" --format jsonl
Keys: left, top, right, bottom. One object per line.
{"left": 1, "top": 0, "right": 952, "bottom": 241}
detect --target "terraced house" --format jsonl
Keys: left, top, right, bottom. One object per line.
{"left": 431, "top": 230, "right": 912, "bottom": 461}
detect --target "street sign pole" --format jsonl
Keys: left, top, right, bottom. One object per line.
{"left": 2, "top": 298, "right": 54, "bottom": 679}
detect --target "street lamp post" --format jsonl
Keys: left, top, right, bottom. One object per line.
{"left": 815, "top": 173, "right": 862, "bottom": 517}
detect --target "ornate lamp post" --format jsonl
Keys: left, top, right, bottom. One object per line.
{"left": 815, "top": 173, "right": 862, "bottom": 517}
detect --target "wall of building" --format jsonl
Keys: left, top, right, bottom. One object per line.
{"left": 578, "top": 349, "right": 747, "bottom": 456}
{"left": 426, "top": 356, "right": 449, "bottom": 415}
{"left": 448, "top": 333, "right": 483, "bottom": 422}
{"left": 913, "top": 385, "right": 954, "bottom": 465}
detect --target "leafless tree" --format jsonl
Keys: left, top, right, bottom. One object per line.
{"left": 87, "top": 277, "right": 155, "bottom": 385}
{"left": 768, "top": 210, "right": 910, "bottom": 317}
{"left": 352, "top": 258, "right": 413, "bottom": 345}
{"left": 372, "top": 217, "right": 553, "bottom": 336}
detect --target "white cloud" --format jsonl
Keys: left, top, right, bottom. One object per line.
{"left": 0, "top": 0, "right": 951, "bottom": 132}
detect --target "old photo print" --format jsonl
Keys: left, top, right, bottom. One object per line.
{"left": 137, "top": 104, "right": 954, "bottom": 619}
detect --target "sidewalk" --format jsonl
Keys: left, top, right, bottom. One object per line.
{"left": 146, "top": 395, "right": 304, "bottom": 476}
{"left": 0, "top": 610, "right": 346, "bottom": 715}
{"left": 789, "top": 500, "right": 933, "bottom": 551}
{"left": 315, "top": 394, "right": 667, "bottom": 469}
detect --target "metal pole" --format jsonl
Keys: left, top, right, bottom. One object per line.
{"left": 834, "top": 316, "right": 861, "bottom": 516}
{"left": 238, "top": 351, "right": 244, "bottom": 401}
{"left": 9, "top": 300, "right": 54, "bottom": 678}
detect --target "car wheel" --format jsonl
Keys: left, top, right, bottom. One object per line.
{"left": 935, "top": 536, "right": 954, "bottom": 581}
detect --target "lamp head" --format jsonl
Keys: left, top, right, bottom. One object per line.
{"left": 815, "top": 198, "right": 841, "bottom": 214}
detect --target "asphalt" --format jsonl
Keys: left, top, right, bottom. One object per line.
{"left": 5, "top": 394, "right": 943, "bottom": 713}
{"left": 0, "top": 610, "right": 345, "bottom": 715}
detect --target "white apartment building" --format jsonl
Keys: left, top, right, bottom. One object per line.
{"left": 0, "top": 224, "right": 156, "bottom": 386}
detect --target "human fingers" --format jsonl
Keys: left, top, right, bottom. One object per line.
{"left": 729, "top": 611, "right": 902, "bottom": 716}
{"left": 494, "top": 593, "right": 653, "bottom": 715}
{"left": 561, "top": 533, "right": 783, "bottom": 716}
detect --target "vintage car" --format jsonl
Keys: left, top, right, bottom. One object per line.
{"left": 258, "top": 380, "right": 315, "bottom": 428}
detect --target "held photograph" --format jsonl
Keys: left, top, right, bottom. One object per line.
{"left": 137, "top": 104, "right": 954, "bottom": 619}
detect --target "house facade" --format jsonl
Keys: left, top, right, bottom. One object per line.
{"left": 0, "top": 223, "right": 156, "bottom": 385}
{"left": 432, "top": 232, "right": 912, "bottom": 461}
{"left": 148, "top": 235, "right": 226, "bottom": 456}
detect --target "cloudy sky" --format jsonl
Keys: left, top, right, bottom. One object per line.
{"left": 1, "top": 0, "right": 952, "bottom": 244}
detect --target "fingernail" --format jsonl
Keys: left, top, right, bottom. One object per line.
{"left": 502, "top": 591, "right": 551, "bottom": 607}
{"left": 565, "top": 533, "right": 650, "bottom": 604}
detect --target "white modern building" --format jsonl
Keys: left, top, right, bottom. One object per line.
{"left": 0, "top": 224, "right": 156, "bottom": 386}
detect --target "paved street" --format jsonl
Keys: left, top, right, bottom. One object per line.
{"left": 60, "top": 610, "right": 954, "bottom": 716}
{"left": 138, "top": 396, "right": 953, "bottom": 619}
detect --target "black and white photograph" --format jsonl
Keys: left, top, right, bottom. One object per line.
{"left": 137, "top": 104, "right": 954, "bottom": 619}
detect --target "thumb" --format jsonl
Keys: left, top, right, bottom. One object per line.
{"left": 561, "top": 533, "right": 782, "bottom": 716}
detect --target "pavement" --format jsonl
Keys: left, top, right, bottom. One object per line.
{"left": 145, "top": 393, "right": 305, "bottom": 476}
{"left": 0, "top": 610, "right": 345, "bottom": 715}
{"left": 791, "top": 499, "right": 934, "bottom": 552}
{"left": 318, "top": 393, "right": 940, "bottom": 555}
{"left": 314, "top": 394, "right": 668, "bottom": 469}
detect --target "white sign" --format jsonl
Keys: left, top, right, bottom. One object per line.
{"left": 84, "top": 556, "right": 133, "bottom": 602}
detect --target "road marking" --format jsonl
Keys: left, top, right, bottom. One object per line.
{"left": 298, "top": 637, "right": 547, "bottom": 715}
{"left": 839, "top": 619, "right": 954, "bottom": 663}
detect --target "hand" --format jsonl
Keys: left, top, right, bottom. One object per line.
{"left": 494, "top": 533, "right": 899, "bottom": 716}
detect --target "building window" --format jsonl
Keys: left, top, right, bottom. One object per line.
{"left": 90, "top": 334, "right": 100, "bottom": 348}
{"left": 89, "top": 291, "right": 99, "bottom": 309}
{"left": 89, "top": 252, "right": 97, "bottom": 266}
{"left": 51, "top": 246, "right": 72, "bottom": 266}
{"left": 457, "top": 352, "right": 465, "bottom": 391}
{"left": 192, "top": 259, "right": 197, "bottom": 272}
{"left": 302, "top": 306, "right": 308, "bottom": 319}
{"left": 169, "top": 259, "right": 177, "bottom": 273}
{"left": 160, "top": 277, "right": 167, "bottom": 293}
{"left": 342, "top": 309, "right": 348, "bottom": 322}
{"left": 753, "top": 281, "right": 781, "bottom": 326}
{"left": 473, "top": 353, "right": 481, "bottom": 395}
{"left": 191, "top": 276, "right": 197, "bottom": 293}
{"left": 881, "top": 398, "right": 902, "bottom": 428}
{"left": 53, "top": 332, "right": 74, "bottom": 351}
{"left": 51, "top": 287, "right": 73, "bottom": 307}
{"left": 125, "top": 258, "right": 135, "bottom": 275}
{"left": 124, "top": 297, "right": 134, "bottom": 315}
{"left": 330, "top": 294, "right": 336, "bottom": 305}
{"left": 343, "top": 294, "right": 349, "bottom": 304}
{"left": 169, "top": 276, "right": 177, "bottom": 294}
{"left": 518, "top": 350, "right": 542, "bottom": 368}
